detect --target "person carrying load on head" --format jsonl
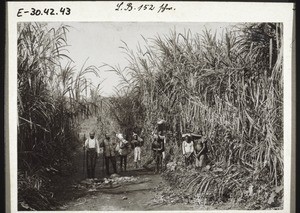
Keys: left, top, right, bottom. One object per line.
{"left": 143, "top": 132, "right": 162, "bottom": 171}
{"left": 84, "top": 131, "right": 100, "bottom": 179}
{"left": 143, "top": 119, "right": 167, "bottom": 171}
{"left": 182, "top": 134, "right": 194, "bottom": 167}
{"left": 157, "top": 119, "right": 168, "bottom": 170}
{"left": 116, "top": 133, "right": 130, "bottom": 172}
{"left": 131, "top": 132, "right": 143, "bottom": 168}
{"left": 157, "top": 130, "right": 166, "bottom": 169}
{"left": 100, "top": 133, "right": 117, "bottom": 176}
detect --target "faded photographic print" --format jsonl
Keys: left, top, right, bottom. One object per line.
{"left": 16, "top": 21, "right": 284, "bottom": 211}
{"left": 7, "top": 2, "right": 294, "bottom": 213}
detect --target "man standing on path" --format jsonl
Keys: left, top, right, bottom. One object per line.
{"left": 84, "top": 132, "right": 100, "bottom": 179}
{"left": 100, "top": 133, "right": 118, "bottom": 176}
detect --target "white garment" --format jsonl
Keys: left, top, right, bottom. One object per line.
{"left": 182, "top": 140, "right": 194, "bottom": 155}
{"left": 85, "top": 138, "right": 100, "bottom": 154}
{"left": 116, "top": 133, "right": 124, "bottom": 140}
{"left": 134, "top": 147, "right": 141, "bottom": 162}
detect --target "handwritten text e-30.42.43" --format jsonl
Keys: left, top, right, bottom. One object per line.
{"left": 17, "top": 7, "right": 71, "bottom": 17}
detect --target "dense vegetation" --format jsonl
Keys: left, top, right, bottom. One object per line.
{"left": 17, "top": 23, "right": 100, "bottom": 210}
{"left": 17, "top": 22, "right": 283, "bottom": 210}
{"left": 108, "top": 23, "right": 284, "bottom": 209}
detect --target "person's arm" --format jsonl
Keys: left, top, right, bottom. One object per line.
{"left": 182, "top": 141, "right": 186, "bottom": 155}
{"left": 84, "top": 139, "right": 88, "bottom": 148}
{"left": 120, "top": 140, "right": 127, "bottom": 149}
{"left": 100, "top": 139, "right": 104, "bottom": 147}
{"left": 191, "top": 141, "right": 195, "bottom": 153}
{"left": 159, "top": 140, "right": 164, "bottom": 151}
{"left": 112, "top": 139, "right": 117, "bottom": 149}
{"left": 96, "top": 139, "right": 100, "bottom": 154}
{"left": 152, "top": 143, "right": 156, "bottom": 151}
{"left": 138, "top": 136, "right": 144, "bottom": 146}
{"left": 198, "top": 142, "right": 206, "bottom": 156}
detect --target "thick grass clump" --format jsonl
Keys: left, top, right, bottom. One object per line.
{"left": 17, "top": 22, "right": 100, "bottom": 210}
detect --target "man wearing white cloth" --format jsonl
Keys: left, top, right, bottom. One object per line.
{"left": 84, "top": 132, "right": 100, "bottom": 178}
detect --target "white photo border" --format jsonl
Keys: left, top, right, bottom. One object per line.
{"left": 6, "top": 1, "right": 294, "bottom": 213}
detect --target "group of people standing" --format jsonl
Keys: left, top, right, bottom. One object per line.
{"left": 182, "top": 133, "right": 208, "bottom": 169}
{"left": 83, "top": 131, "right": 144, "bottom": 178}
{"left": 83, "top": 123, "right": 209, "bottom": 179}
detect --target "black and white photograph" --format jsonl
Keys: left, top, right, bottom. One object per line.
{"left": 6, "top": 2, "right": 294, "bottom": 212}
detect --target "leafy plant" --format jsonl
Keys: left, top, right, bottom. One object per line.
{"left": 109, "top": 23, "right": 283, "bottom": 209}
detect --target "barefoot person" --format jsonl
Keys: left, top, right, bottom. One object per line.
{"left": 84, "top": 132, "right": 100, "bottom": 179}
{"left": 100, "top": 133, "right": 117, "bottom": 176}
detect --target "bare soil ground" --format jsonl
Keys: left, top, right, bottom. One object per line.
{"left": 53, "top": 148, "right": 201, "bottom": 211}
{"left": 50, "top": 117, "right": 235, "bottom": 211}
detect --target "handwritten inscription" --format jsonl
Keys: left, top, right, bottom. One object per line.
{"left": 115, "top": 2, "right": 176, "bottom": 13}
{"left": 17, "top": 7, "right": 71, "bottom": 17}
{"left": 16, "top": 2, "right": 176, "bottom": 18}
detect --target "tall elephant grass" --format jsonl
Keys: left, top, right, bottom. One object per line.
{"left": 17, "top": 22, "right": 101, "bottom": 210}
{"left": 109, "top": 23, "right": 283, "bottom": 207}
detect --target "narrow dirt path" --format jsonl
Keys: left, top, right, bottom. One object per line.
{"left": 55, "top": 148, "right": 199, "bottom": 211}
{"left": 65, "top": 174, "right": 177, "bottom": 210}
{"left": 53, "top": 118, "right": 201, "bottom": 210}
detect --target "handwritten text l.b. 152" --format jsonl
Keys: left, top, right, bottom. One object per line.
{"left": 115, "top": 2, "right": 176, "bottom": 13}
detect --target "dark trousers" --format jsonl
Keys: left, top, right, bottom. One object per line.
{"left": 86, "top": 149, "right": 97, "bottom": 178}
{"left": 120, "top": 155, "right": 127, "bottom": 171}
{"left": 105, "top": 156, "right": 117, "bottom": 175}
{"left": 185, "top": 153, "right": 194, "bottom": 166}
{"left": 154, "top": 152, "right": 163, "bottom": 172}
{"left": 144, "top": 152, "right": 163, "bottom": 171}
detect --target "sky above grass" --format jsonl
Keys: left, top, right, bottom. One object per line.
{"left": 49, "top": 22, "right": 236, "bottom": 96}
